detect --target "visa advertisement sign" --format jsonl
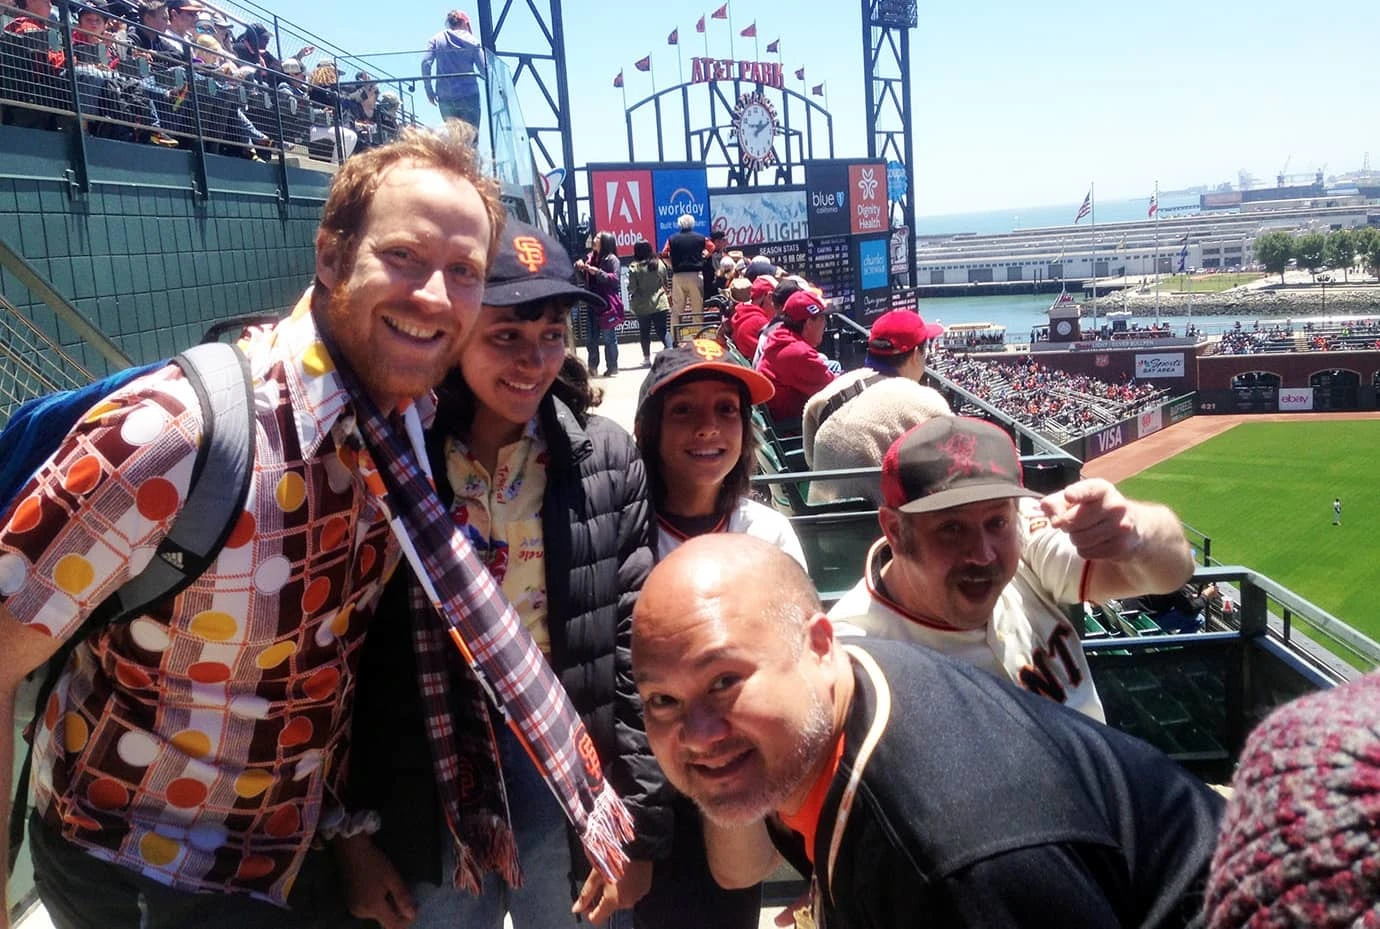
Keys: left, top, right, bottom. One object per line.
{"left": 856, "top": 236, "right": 890, "bottom": 291}
{"left": 590, "top": 168, "right": 655, "bottom": 256}
{"left": 848, "top": 162, "right": 887, "bottom": 234}
{"left": 652, "top": 167, "right": 711, "bottom": 246}
{"left": 1087, "top": 422, "right": 1126, "bottom": 459}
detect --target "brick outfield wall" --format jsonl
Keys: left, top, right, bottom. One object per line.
{"left": 0, "top": 131, "right": 331, "bottom": 376}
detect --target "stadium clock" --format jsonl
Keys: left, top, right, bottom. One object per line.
{"left": 732, "top": 92, "right": 779, "bottom": 170}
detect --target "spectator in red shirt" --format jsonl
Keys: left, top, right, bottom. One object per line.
{"left": 729, "top": 275, "right": 775, "bottom": 360}
{"left": 756, "top": 289, "right": 837, "bottom": 424}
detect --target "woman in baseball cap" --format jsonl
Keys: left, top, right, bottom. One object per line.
{"left": 631, "top": 339, "right": 804, "bottom": 929}
{"left": 342, "top": 220, "right": 677, "bottom": 929}
{"left": 634, "top": 339, "right": 805, "bottom": 566}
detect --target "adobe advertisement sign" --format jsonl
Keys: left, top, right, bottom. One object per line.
{"left": 589, "top": 167, "right": 655, "bottom": 255}
{"left": 651, "top": 166, "right": 711, "bottom": 248}
{"left": 1278, "top": 388, "right": 1314, "bottom": 411}
{"left": 804, "top": 161, "right": 851, "bottom": 238}
{"left": 848, "top": 162, "right": 887, "bottom": 234}
{"left": 709, "top": 188, "right": 809, "bottom": 246}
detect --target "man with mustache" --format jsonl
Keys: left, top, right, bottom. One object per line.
{"left": 632, "top": 535, "right": 1222, "bottom": 929}
{"left": 829, "top": 416, "right": 1195, "bottom": 721}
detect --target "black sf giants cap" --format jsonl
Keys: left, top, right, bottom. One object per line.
{"left": 880, "top": 416, "right": 1040, "bottom": 514}
{"left": 483, "top": 220, "right": 607, "bottom": 310}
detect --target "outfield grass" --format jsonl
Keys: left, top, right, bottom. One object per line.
{"left": 1119, "top": 420, "right": 1380, "bottom": 639}
{"left": 1150, "top": 272, "right": 1263, "bottom": 293}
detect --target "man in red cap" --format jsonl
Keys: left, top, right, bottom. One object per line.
{"left": 754, "top": 290, "right": 838, "bottom": 423}
{"left": 728, "top": 275, "right": 777, "bottom": 360}
{"left": 829, "top": 416, "right": 1195, "bottom": 721}
{"left": 802, "top": 310, "right": 950, "bottom": 504}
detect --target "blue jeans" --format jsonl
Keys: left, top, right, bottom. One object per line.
{"left": 586, "top": 312, "right": 619, "bottom": 374}
{"left": 408, "top": 726, "right": 631, "bottom": 929}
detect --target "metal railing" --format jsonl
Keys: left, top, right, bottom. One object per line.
{"left": 1, "top": 0, "right": 421, "bottom": 198}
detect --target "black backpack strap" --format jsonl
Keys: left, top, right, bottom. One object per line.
{"left": 8, "top": 343, "right": 255, "bottom": 876}
{"left": 815, "top": 371, "right": 886, "bottom": 432}
{"left": 106, "top": 343, "right": 256, "bottom": 612}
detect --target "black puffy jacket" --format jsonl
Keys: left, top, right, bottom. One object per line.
{"left": 347, "top": 395, "right": 670, "bottom": 885}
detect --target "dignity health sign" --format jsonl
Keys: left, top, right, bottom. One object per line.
{"left": 1134, "top": 353, "right": 1185, "bottom": 379}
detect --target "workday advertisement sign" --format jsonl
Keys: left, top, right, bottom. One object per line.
{"left": 651, "top": 167, "right": 711, "bottom": 245}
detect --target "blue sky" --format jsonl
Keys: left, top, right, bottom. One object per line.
{"left": 283, "top": 0, "right": 1376, "bottom": 216}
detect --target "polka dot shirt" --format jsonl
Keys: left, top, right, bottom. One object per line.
{"left": 0, "top": 295, "right": 425, "bottom": 904}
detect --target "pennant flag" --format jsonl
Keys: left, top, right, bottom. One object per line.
{"left": 696, "top": 14, "right": 705, "bottom": 32}
{"left": 1148, "top": 192, "right": 1158, "bottom": 218}
{"left": 741, "top": 22, "right": 756, "bottom": 37}
{"left": 613, "top": 70, "right": 623, "bottom": 88}
{"left": 667, "top": 28, "right": 678, "bottom": 45}
{"left": 766, "top": 38, "right": 779, "bottom": 53}
{"left": 711, "top": 3, "right": 728, "bottom": 19}
{"left": 1074, "top": 190, "right": 1092, "bottom": 224}
{"left": 811, "top": 83, "right": 824, "bottom": 96}
{"left": 634, "top": 55, "right": 651, "bottom": 72}
{"left": 795, "top": 66, "right": 805, "bottom": 80}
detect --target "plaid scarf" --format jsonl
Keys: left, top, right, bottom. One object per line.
{"left": 320, "top": 324, "right": 634, "bottom": 887}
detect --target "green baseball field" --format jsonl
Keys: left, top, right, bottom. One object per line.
{"left": 1119, "top": 419, "right": 1380, "bottom": 640}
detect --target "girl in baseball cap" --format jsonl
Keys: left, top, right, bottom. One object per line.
{"left": 634, "top": 340, "right": 805, "bottom": 566}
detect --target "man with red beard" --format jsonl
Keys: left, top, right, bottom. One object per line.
{"left": 0, "top": 123, "right": 506, "bottom": 927}
{"left": 632, "top": 534, "right": 1222, "bottom": 929}
{"left": 829, "top": 416, "right": 1194, "bottom": 721}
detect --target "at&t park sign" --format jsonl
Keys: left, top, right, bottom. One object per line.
{"left": 690, "top": 57, "right": 785, "bottom": 89}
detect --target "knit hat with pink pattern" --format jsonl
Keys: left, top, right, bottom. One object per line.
{"left": 1202, "top": 671, "right": 1380, "bottom": 928}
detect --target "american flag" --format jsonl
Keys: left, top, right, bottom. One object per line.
{"left": 1074, "top": 190, "right": 1092, "bottom": 224}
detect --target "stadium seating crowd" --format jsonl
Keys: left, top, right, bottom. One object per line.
{"left": 1214, "top": 317, "right": 1380, "bottom": 354}
{"left": 1, "top": 0, "right": 410, "bottom": 163}
{"left": 930, "top": 353, "right": 1168, "bottom": 444}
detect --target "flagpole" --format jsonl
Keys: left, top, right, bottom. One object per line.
{"left": 753, "top": 29, "right": 759, "bottom": 60}
{"left": 677, "top": 37, "right": 683, "bottom": 85}
{"left": 1089, "top": 182, "right": 1097, "bottom": 335}
{"left": 1153, "top": 180, "right": 1161, "bottom": 326}
{"left": 727, "top": 5, "right": 735, "bottom": 60}
{"left": 702, "top": 16, "right": 709, "bottom": 59}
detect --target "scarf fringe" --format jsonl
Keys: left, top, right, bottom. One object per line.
{"left": 579, "top": 783, "right": 638, "bottom": 883}
{"left": 451, "top": 820, "right": 524, "bottom": 894}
